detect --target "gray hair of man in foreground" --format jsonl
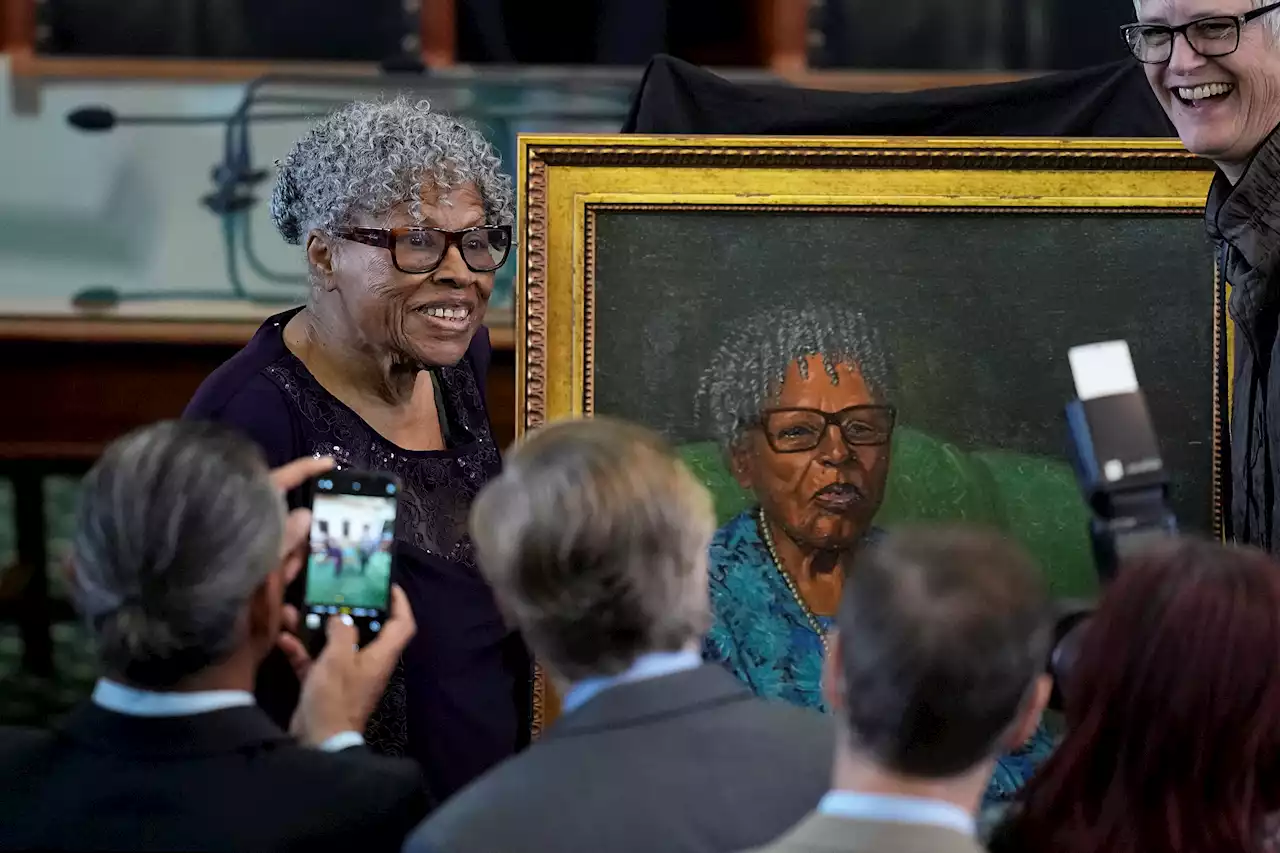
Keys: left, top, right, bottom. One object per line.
{"left": 835, "top": 527, "right": 1052, "bottom": 777}
{"left": 71, "top": 420, "right": 285, "bottom": 688}
{"left": 470, "top": 416, "right": 715, "bottom": 682}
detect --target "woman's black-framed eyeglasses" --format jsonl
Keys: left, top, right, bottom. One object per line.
{"left": 758, "top": 405, "right": 896, "bottom": 454}
{"left": 334, "top": 225, "right": 513, "bottom": 274}
{"left": 1121, "top": 0, "right": 1280, "bottom": 63}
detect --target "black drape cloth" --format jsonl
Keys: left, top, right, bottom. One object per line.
{"left": 622, "top": 55, "right": 1176, "bottom": 138}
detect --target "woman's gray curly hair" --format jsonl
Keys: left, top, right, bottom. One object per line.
{"left": 695, "top": 305, "right": 893, "bottom": 452}
{"left": 270, "top": 96, "right": 515, "bottom": 245}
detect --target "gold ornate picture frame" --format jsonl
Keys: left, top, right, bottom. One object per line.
{"left": 516, "top": 135, "right": 1220, "bottom": 736}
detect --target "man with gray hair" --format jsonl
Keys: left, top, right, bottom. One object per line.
{"left": 1124, "top": 0, "right": 1280, "bottom": 551}
{"left": 0, "top": 420, "right": 427, "bottom": 852}
{"left": 747, "top": 528, "right": 1053, "bottom": 853}
{"left": 407, "top": 416, "right": 831, "bottom": 853}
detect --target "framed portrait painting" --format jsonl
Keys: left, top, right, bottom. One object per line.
{"left": 515, "top": 134, "right": 1221, "bottom": 733}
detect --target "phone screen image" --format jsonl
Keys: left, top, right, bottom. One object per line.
{"left": 304, "top": 474, "right": 397, "bottom": 639}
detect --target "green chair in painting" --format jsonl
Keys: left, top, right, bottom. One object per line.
{"left": 678, "top": 426, "right": 1098, "bottom": 600}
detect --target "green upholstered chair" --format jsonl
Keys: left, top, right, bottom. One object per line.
{"left": 679, "top": 426, "right": 1099, "bottom": 600}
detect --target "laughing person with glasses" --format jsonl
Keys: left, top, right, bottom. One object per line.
{"left": 695, "top": 305, "right": 1052, "bottom": 809}
{"left": 1126, "top": 0, "right": 1280, "bottom": 552}
{"left": 185, "top": 98, "right": 530, "bottom": 804}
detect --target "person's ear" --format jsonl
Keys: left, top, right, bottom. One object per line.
{"left": 245, "top": 569, "right": 287, "bottom": 653}
{"left": 1006, "top": 673, "right": 1052, "bottom": 749}
{"left": 305, "top": 231, "right": 338, "bottom": 291}
{"left": 821, "top": 629, "right": 845, "bottom": 711}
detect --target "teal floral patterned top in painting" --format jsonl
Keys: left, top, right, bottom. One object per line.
{"left": 702, "top": 509, "right": 1056, "bottom": 808}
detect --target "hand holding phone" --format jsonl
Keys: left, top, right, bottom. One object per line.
{"left": 287, "top": 583, "right": 417, "bottom": 747}
{"left": 300, "top": 470, "right": 399, "bottom": 652}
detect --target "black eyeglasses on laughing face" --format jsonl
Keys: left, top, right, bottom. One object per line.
{"left": 1121, "top": 0, "right": 1280, "bottom": 64}
{"left": 334, "top": 225, "right": 513, "bottom": 275}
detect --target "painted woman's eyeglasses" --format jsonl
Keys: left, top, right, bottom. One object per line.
{"left": 334, "top": 225, "right": 513, "bottom": 274}
{"left": 1121, "top": 0, "right": 1280, "bottom": 63}
{"left": 758, "top": 405, "right": 896, "bottom": 454}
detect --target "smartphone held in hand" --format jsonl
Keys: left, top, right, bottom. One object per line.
{"left": 302, "top": 469, "right": 398, "bottom": 651}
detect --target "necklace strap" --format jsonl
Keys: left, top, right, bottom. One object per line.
{"left": 756, "top": 508, "right": 830, "bottom": 652}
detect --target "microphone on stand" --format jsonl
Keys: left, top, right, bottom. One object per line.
{"left": 65, "top": 71, "right": 441, "bottom": 308}
{"left": 70, "top": 287, "right": 296, "bottom": 310}
{"left": 67, "top": 106, "right": 324, "bottom": 132}
{"left": 64, "top": 100, "right": 337, "bottom": 307}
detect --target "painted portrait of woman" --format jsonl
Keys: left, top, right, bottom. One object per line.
{"left": 693, "top": 304, "right": 1054, "bottom": 807}
{"left": 696, "top": 306, "right": 892, "bottom": 702}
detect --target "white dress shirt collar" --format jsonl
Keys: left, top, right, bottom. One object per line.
{"left": 92, "top": 679, "right": 254, "bottom": 718}
{"left": 817, "top": 790, "right": 976, "bottom": 837}
{"left": 560, "top": 649, "right": 702, "bottom": 714}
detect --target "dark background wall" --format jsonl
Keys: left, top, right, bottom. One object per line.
{"left": 40, "top": 0, "right": 1140, "bottom": 70}
{"left": 591, "top": 209, "right": 1215, "bottom": 532}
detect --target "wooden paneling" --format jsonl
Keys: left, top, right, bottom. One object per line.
{"left": 0, "top": 329, "right": 517, "bottom": 459}
{"left": 1, "top": 0, "right": 35, "bottom": 54}
{"left": 0, "top": 320, "right": 514, "bottom": 674}
{"left": 0, "top": 339, "right": 233, "bottom": 460}
{"left": 420, "top": 0, "right": 457, "bottom": 68}
{"left": 8, "top": 54, "right": 385, "bottom": 81}
{"left": 757, "top": 0, "right": 808, "bottom": 74}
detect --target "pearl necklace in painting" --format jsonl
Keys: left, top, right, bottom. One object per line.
{"left": 756, "top": 507, "right": 830, "bottom": 654}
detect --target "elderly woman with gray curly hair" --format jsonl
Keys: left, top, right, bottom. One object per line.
{"left": 696, "top": 305, "right": 894, "bottom": 707}
{"left": 697, "top": 303, "right": 1053, "bottom": 809}
{"left": 185, "top": 97, "right": 528, "bottom": 802}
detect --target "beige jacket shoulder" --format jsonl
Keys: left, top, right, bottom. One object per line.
{"left": 745, "top": 813, "right": 987, "bottom": 853}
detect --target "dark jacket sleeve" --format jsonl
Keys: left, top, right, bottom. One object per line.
{"left": 183, "top": 373, "right": 301, "bottom": 468}
{"left": 357, "top": 758, "right": 433, "bottom": 853}
{"left": 282, "top": 751, "right": 432, "bottom": 853}
{"left": 186, "top": 373, "right": 306, "bottom": 725}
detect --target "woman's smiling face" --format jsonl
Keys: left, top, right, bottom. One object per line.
{"left": 1137, "top": 0, "right": 1280, "bottom": 174}
{"left": 320, "top": 183, "right": 496, "bottom": 368}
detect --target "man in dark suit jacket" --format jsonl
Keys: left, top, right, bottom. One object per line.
{"left": 0, "top": 421, "right": 429, "bottom": 852}
{"left": 405, "top": 417, "right": 831, "bottom": 853}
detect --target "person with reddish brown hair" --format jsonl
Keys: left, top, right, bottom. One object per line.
{"left": 989, "top": 536, "right": 1280, "bottom": 853}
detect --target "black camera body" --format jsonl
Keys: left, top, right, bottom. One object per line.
{"left": 1065, "top": 391, "right": 1177, "bottom": 582}
{"left": 1049, "top": 341, "right": 1179, "bottom": 710}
